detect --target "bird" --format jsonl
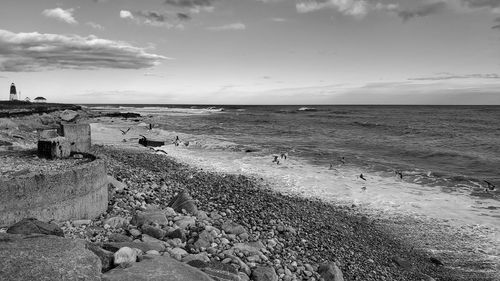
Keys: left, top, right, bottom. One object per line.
{"left": 359, "top": 174, "right": 367, "bottom": 181}
{"left": 395, "top": 170, "right": 403, "bottom": 179}
{"left": 484, "top": 180, "right": 496, "bottom": 191}
{"left": 120, "top": 128, "right": 131, "bottom": 135}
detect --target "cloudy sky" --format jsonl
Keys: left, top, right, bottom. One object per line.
{"left": 1, "top": 0, "right": 500, "bottom": 104}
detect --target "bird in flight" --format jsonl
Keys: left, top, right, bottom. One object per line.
{"left": 120, "top": 128, "right": 131, "bottom": 135}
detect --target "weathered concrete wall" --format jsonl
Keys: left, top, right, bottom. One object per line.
{"left": 60, "top": 123, "right": 91, "bottom": 153}
{"left": 0, "top": 159, "right": 108, "bottom": 227}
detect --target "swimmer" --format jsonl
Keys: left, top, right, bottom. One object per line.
{"left": 280, "top": 152, "right": 288, "bottom": 160}
{"left": 272, "top": 155, "right": 279, "bottom": 163}
{"left": 359, "top": 174, "right": 367, "bottom": 181}
{"left": 173, "top": 136, "right": 180, "bottom": 146}
{"left": 395, "top": 170, "right": 403, "bottom": 179}
{"left": 149, "top": 123, "right": 153, "bottom": 130}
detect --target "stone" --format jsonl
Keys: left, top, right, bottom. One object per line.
{"left": 232, "top": 242, "right": 265, "bottom": 256}
{"left": 142, "top": 224, "right": 166, "bottom": 239}
{"left": 109, "top": 233, "right": 133, "bottom": 242}
{"left": 166, "top": 228, "right": 186, "bottom": 241}
{"left": 105, "top": 216, "right": 129, "bottom": 229}
{"left": 203, "top": 261, "right": 241, "bottom": 281}
{"left": 102, "top": 255, "right": 214, "bottom": 281}
{"left": 222, "top": 221, "right": 247, "bottom": 235}
{"left": 146, "top": 250, "right": 161, "bottom": 255}
{"left": 59, "top": 123, "right": 90, "bottom": 153}
{"left": 0, "top": 233, "right": 101, "bottom": 280}
{"left": 183, "top": 252, "right": 211, "bottom": 263}
{"left": 86, "top": 242, "right": 115, "bottom": 272}
{"left": 391, "top": 256, "right": 411, "bottom": 269}
{"left": 130, "top": 210, "right": 168, "bottom": 227}
{"left": 174, "top": 216, "right": 196, "bottom": 230}
{"left": 195, "top": 230, "right": 214, "bottom": 249}
{"left": 114, "top": 247, "right": 141, "bottom": 267}
{"left": 7, "top": 218, "right": 64, "bottom": 237}
{"left": 129, "top": 228, "right": 142, "bottom": 237}
{"left": 60, "top": 110, "right": 79, "bottom": 122}
{"left": 141, "top": 234, "right": 166, "bottom": 251}
{"left": 37, "top": 137, "right": 71, "bottom": 159}
{"left": 318, "top": 262, "right": 344, "bottom": 281}
{"left": 251, "top": 266, "right": 278, "bottom": 281}
{"left": 169, "top": 247, "right": 188, "bottom": 258}
{"left": 239, "top": 272, "right": 250, "bottom": 281}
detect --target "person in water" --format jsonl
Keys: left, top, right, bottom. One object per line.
{"left": 272, "top": 155, "right": 279, "bottom": 163}
{"left": 173, "top": 136, "right": 180, "bottom": 146}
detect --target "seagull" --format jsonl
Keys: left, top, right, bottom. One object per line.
{"left": 120, "top": 128, "right": 131, "bottom": 135}
{"left": 359, "top": 174, "right": 367, "bottom": 181}
{"left": 484, "top": 180, "right": 496, "bottom": 191}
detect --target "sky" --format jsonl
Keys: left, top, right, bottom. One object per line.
{"left": 0, "top": 0, "right": 500, "bottom": 104}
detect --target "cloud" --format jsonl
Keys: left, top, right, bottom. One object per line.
{"left": 397, "top": 2, "right": 447, "bottom": 22}
{"left": 164, "top": 0, "right": 215, "bottom": 12}
{"left": 296, "top": 0, "right": 369, "bottom": 18}
{"left": 0, "top": 29, "right": 167, "bottom": 72}
{"left": 120, "top": 10, "right": 188, "bottom": 28}
{"left": 86, "top": 22, "right": 104, "bottom": 30}
{"left": 271, "top": 17, "right": 287, "bottom": 22}
{"left": 207, "top": 22, "right": 246, "bottom": 31}
{"left": 409, "top": 73, "right": 500, "bottom": 80}
{"left": 461, "top": 0, "right": 500, "bottom": 8}
{"left": 120, "top": 10, "right": 134, "bottom": 19}
{"left": 42, "top": 8, "right": 78, "bottom": 25}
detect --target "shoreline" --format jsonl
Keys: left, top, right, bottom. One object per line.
{"left": 91, "top": 143, "right": 496, "bottom": 281}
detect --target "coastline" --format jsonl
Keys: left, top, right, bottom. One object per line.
{"left": 88, "top": 114, "right": 498, "bottom": 280}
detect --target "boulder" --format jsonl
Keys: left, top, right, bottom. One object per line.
{"left": 7, "top": 218, "right": 64, "bottom": 237}
{"left": 0, "top": 233, "right": 101, "bottom": 281}
{"left": 102, "top": 255, "right": 214, "bottom": 281}
{"left": 108, "top": 233, "right": 133, "bottom": 243}
{"left": 222, "top": 221, "right": 247, "bottom": 235}
{"left": 174, "top": 216, "right": 196, "bottom": 230}
{"left": 114, "top": 247, "right": 141, "bottom": 268}
{"left": 232, "top": 242, "right": 265, "bottom": 256}
{"left": 317, "top": 262, "right": 344, "bottom": 281}
{"left": 166, "top": 228, "right": 186, "bottom": 241}
{"left": 251, "top": 266, "right": 278, "bottom": 281}
{"left": 60, "top": 110, "right": 79, "bottom": 122}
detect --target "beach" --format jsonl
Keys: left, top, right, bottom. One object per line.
{"left": 87, "top": 109, "right": 499, "bottom": 281}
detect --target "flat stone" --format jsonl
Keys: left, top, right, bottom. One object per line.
{"left": 222, "top": 221, "right": 247, "bottom": 235}
{"left": 102, "top": 255, "right": 214, "bottom": 281}
{"left": 7, "top": 218, "right": 64, "bottom": 237}
{"left": 251, "top": 266, "right": 278, "bottom": 281}
{"left": 142, "top": 224, "right": 166, "bottom": 239}
{"left": 105, "top": 216, "right": 129, "bottom": 229}
{"left": 174, "top": 216, "right": 196, "bottom": 230}
{"left": 130, "top": 210, "right": 168, "bottom": 227}
{"left": 0, "top": 233, "right": 101, "bottom": 281}
{"left": 232, "top": 242, "right": 265, "bottom": 255}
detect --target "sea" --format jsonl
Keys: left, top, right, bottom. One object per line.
{"left": 88, "top": 104, "right": 500, "bottom": 268}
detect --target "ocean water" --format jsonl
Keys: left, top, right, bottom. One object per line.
{"left": 89, "top": 104, "right": 500, "bottom": 261}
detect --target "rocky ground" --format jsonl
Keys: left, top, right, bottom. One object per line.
{"left": 52, "top": 144, "right": 492, "bottom": 281}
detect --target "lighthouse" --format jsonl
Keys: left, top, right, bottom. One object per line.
{"left": 9, "top": 83, "right": 17, "bottom": 101}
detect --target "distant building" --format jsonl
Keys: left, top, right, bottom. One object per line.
{"left": 9, "top": 83, "right": 17, "bottom": 101}
{"left": 34, "top": 97, "right": 47, "bottom": 103}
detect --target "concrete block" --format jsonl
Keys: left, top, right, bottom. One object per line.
{"left": 37, "top": 137, "right": 71, "bottom": 159}
{"left": 60, "top": 123, "right": 91, "bottom": 153}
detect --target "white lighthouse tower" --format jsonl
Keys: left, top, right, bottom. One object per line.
{"left": 9, "top": 83, "right": 17, "bottom": 101}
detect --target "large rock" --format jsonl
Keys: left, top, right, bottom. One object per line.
{"left": 222, "top": 221, "right": 247, "bottom": 235}
{"left": 203, "top": 261, "right": 241, "bottom": 281}
{"left": 168, "top": 191, "right": 198, "bottom": 215}
{"left": 7, "top": 218, "right": 64, "bottom": 237}
{"left": 251, "top": 266, "right": 278, "bottom": 281}
{"left": 102, "top": 255, "right": 214, "bottom": 281}
{"left": 0, "top": 233, "right": 101, "bottom": 281}
{"left": 60, "top": 110, "right": 79, "bottom": 122}
{"left": 86, "top": 242, "right": 115, "bottom": 272}
{"left": 317, "top": 262, "right": 344, "bottom": 281}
